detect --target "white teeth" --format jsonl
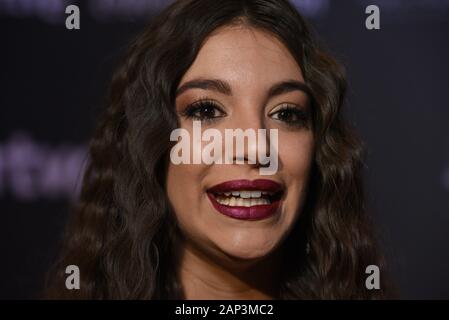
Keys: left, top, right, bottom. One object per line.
{"left": 216, "top": 190, "right": 270, "bottom": 199}
{"left": 215, "top": 196, "right": 271, "bottom": 207}
{"left": 250, "top": 191, "right": 261, "bottom": 198}
{"left": 240, "top": 191, "right": 251, "bottom": 199}
{"left": 213, "top": 188, "right": 276, "bottom": 207}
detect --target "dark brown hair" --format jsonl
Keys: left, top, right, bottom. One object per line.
{"left": 45, "top": 0, "right": 392, "bottom": 299}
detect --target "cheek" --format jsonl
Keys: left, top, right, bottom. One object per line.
{"left": 278, "top": 131, "right": 314, "bottom": 174}
{"left": 166, "top": 162, "right": 218, "bottom": 254}
{"left": 277, "top": 131, "right": 314, "bottom": 213}
{"left": 166, "top": 163, "right": 206, "bottom": 224}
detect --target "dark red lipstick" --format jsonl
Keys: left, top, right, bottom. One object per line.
{"left": 207, "top": 179, "right": 284, "bottom": 220}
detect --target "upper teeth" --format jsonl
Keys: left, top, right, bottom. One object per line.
{"left": 219, "top": 190, "right": 269, "bottom": 199}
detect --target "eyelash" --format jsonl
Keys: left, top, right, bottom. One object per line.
{"left": 182, "top": 99, "right": 225, "bottom": 124}
{"left": 181, "top": 99, "right": 309, "bottom": 128}
{"left": 268, "top": 104, "right": 310, "bottom": 128}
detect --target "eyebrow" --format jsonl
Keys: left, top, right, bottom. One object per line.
{"left": 175, "top": 78, "right": 312, "bottom": 99}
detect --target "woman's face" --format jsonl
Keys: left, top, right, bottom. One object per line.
{"left": 167, "top": 26, "right": 314, "bottom": 262}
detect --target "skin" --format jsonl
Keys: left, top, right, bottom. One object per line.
{"left": 166, "top": 25, "right": 315, "bottom": 299}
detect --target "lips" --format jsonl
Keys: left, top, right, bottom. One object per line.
{"left": 207, "top": 179, "right": 284, "bottom": 220}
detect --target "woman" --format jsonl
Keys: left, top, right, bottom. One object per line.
{"left": 45, "top": 0, "right": 391, "bottom": 299}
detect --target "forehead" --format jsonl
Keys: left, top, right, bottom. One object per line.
{"left": 179, "top": 26, "right": 305, "bottom": 88}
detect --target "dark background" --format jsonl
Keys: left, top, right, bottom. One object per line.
{"left": 1, "top": 0, "right": 448, "bottom": 299}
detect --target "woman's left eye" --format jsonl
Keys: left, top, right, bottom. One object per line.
{"left": 269, "top": 105, "right": 309, "bottom": 127}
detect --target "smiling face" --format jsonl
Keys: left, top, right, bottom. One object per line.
{"left": 166, "top": 25, "right": 314, "bottom": 263}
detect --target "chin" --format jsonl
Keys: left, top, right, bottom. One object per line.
{"left": 211, "top": 231, "right": 281, "bottom": 262}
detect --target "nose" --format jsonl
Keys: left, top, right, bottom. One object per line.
{"left": 233, "top": 154, "right": 270, "bottom": 169}
{"left": 226, "top": 111, "right": 273, "bottom": 169}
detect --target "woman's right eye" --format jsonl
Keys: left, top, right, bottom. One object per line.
{"left": 182, "top": 100, "right": 226, "bottom": 122}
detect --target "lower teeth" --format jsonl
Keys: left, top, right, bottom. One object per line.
{"left": 215, "top": 196, "right": 270, "bottom": 207}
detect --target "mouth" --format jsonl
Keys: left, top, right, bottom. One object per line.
{"left": 206, "top": 179, "right": 284, "bottom": 220}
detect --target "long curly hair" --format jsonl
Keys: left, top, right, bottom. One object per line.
{"left": 44, "top": 0, "right": 392, "bottom": 299}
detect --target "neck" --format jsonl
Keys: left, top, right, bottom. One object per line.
{"left": 178, "top": 241, "right": 282, "bottom": 300}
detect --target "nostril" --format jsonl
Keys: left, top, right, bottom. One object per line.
{"left": 234, "top": 155, "right": 246, "bottom": 163}
{"left": 232, "top": 155, "right": 270, "bottom": 167}
{"left": 259, "top": 160, "right": 270, "bottom": 168}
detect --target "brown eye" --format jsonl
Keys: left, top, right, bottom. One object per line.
{"left": 269, "top": 105, "right": 309, "bottom": 128}
{"left": 183, "top": 100, "right": 226, "bottom": 122}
